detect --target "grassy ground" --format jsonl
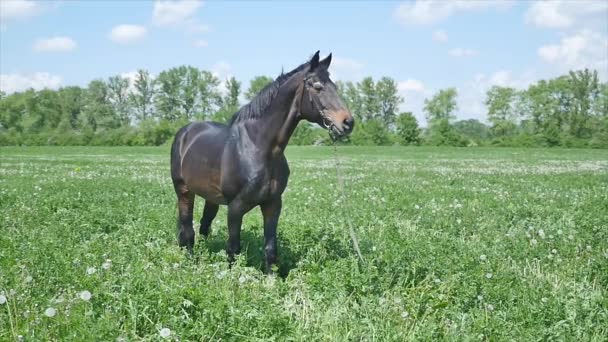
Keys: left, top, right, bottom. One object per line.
{"left": 1, "top": 146, "right": 607, "bottom": 341}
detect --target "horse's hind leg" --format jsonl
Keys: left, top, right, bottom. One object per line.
{"left": 174, "top": 182, "right": 195, "bottom": 253}
{"left": 199, "top": 201, "right": 219, "bottom": 238}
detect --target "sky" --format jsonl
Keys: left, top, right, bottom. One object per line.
{"left": 1, "top": 0, "right": 607, "bottom": 125}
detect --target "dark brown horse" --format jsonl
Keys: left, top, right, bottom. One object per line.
{"left": 170, "top": 51, "right": 354, "bottom": 272}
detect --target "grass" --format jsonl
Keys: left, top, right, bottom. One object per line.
{"left": 1, "top": 145, "right": 607, "bottom": 341}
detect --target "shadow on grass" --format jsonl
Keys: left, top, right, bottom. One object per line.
{"left": 204, "top": 227, "right": 299, "bottom": 278}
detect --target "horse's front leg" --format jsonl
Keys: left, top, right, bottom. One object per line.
{"left": 260, "top": 198, "right": 281, "bottom": 274}
{"left": 226, "top": 198, "right": 250, "bottom": 264}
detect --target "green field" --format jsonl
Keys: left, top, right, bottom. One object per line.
{"left": 1, "top": 146, "right": 607, "bottom": 341}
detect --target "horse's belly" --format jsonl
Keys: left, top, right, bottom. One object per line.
{"left": 184, "top": 168, "right": 227, "bottom": 205}
{"left": 182, "top": 150, "right": 227, "bottom": 205}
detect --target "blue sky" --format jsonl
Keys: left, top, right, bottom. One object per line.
{"left": 1, "top": 0, "right": 607, "bottom": 124}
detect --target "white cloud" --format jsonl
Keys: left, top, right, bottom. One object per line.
{"left": 538, "top": 30, "right": 608, "bottom": 78}
{"left": 0, "top": 0, "right": 41, "bottom": 21}
{"left": 433, "top": 30, "right": 448, "bottom": 43}
{"left": 109, "top": 25, "right": 147, "bottom": 45}
{"left": 448, "top": 48, "right": 478, "bottom": 58}
{"left": 394, "top": 0, "right": 513, "bottom": 25}
{"left": 33, "top": 36, "right": 77, "bottom": 53}
{"left": 330, "top": 57, "right": 365, "bottom": 82}
{"left": 0, "top": 72, "right": 62, "bottom": 94}
{"left": 153, "top": 0, "right": 202, "bottom": 27}
{"left": 525, "top": 0, "right": 608, "bottom": 29}
{"left": 398, "top": 79, "right": 425, "bottom": 93}
{"left": 193, "top": 39, "right": 208, "bottom": 48}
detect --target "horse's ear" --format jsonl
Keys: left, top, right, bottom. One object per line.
{"left": 320, "top": 53, "right": 332, "bottom": 68}
{"left": 309, "top": 51, "right": 320, "bottom": 70}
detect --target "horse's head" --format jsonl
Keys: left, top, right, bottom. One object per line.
{"left": 300, "top": 51, "right": 354, "bottom": 138}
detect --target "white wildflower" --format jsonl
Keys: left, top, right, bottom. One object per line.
{"left": 479, "top": 254, "right": 487, "bottom": 261}
{"left": 159, "top": 328, "right": 171, "bottom": 338}
{"left": 401, "top": 311, "right": 409, "bottom": 319}
{"left": 102, "top": 259, "right": 112, "bottom": 270}
{"left": 0, "top": 294, "right": 6, "bottom": 305}
{"left": 79, "top": 290, "right": 92, "bottom": 301}
{"left": 530, "top": 239, "right": 538, "bottom": 246}
{"left": 44, "top": 307, "right": 56, "bottom": 317}
{"left": 485, "top": 273, "right": 493, "bottom": 279}
{"left": 86, "top": 267, "right": 96, "bottom": 275}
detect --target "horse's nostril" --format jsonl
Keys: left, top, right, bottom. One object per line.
{"left": 343, "top": 118, "right": 354, "bottom": 131}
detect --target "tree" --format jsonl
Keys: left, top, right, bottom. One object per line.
{"left": 213, "top": 77, "right": 242, "bottom": 124}
{"left": 485, "top": 86, "right": 518, "bottom": 137}
{"left": 358, "top": 77, "right": 380, "bottom": 122}
{"left": 568, "top": 69, "right": 599, "bottom": 138}
{"left": 80, "top": 79, "right": 118, "bottom": 131}
{"left": 224, "top": 76, "right": 241, "bottom": 109}
{"left": 375, "top": 77, "right": 403, "bottom": 130}
{"left": 198, "top": 71, "right": 222, "bottom": 120}
{"left": 57, "top": 86, "right": 85, "bottom": 130}
{"left": 337, "top": 81, "right": 363, "bottom": 122}
{"left": 452, "top": 119, "right": 490, "bottom": 143}
{"left": 424, "top": 88, "right": 458, "bottom": 124}
{"left": 155, "top": 68, "right": 183, "bottom": 121}
{"left": 245, "top": 76, "right": 273, "bottom": 101}
{"left": 395, "top": 112, "right": 420, "bottom": 145}
{"left": 107, "top": 75, "right": 131, "bottom": 126}
{"left": 130, "top": 69, "right": 155, "bottom": 122}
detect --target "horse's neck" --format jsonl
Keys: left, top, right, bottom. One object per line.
{"left": 253, "top": 78, "right": 302, "bottom": 158}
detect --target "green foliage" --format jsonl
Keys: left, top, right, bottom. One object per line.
{"left": 395, "top": 112, "right": 421, "bottom": 145}
{"left": 245, "top": 76, "right": 273, "bottom": 100}
{"left": 424, "top": 88, "right": 458, "bottom": 124}
{"left": 0, "top": 68, "right": 606, "bottom": 148}
{"left": 351, "top": 119, "right": 391, "bottom": 145}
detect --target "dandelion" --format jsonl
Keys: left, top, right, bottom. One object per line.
{"left": 477, "top": 295, "right": 483, "bottom": 301}
{"left": 456, "top": 219, "right": 462, "bottom": 224}
{"left": 79, "top": 290, "right": 92, "bottom": 301}
{"left": 86, "top": 267, "right": 96, "bottom": 275}
{"left": 586, "top": 245, "right": 592, "bottom": 251}
{"left": 401, "top": 311, "right": 409, "bottom": 319}
{"left": 486, "top": 304, "right": 494, "bottom": 311}
{"left": 541, "top": 297, "right": 548, "bottom": 303}
{"left": 0, "top": 294, "right": 6, "bottom": 305}
{"left": 44, "top": 307, "right": 57, "bottom": 317}
{"left": 25, "top": 276, "right": 33, "bottom": 283}
{"left": 557, "top": 229, "right": 563, "bottom": 236}
{"left": 238, "top": 275, "right": 247, "bottom": 284}
{"left": 102, "top": 259, "right": 112, "bottom": 270}
{"left": 551, "top": 249, "right": 557, "bottom": 254}
{"left": 479, "top": 254, "right": 487, "bottom": 262}
{"left": 434, "top": 278, "right": 441, "bottom": 284}
{"left": 530, "top": 239, "right": 538, "bottom": 246}
{"left": 568, "top": 234, "right": 574, "bottom": 240}
{"left": 485, "top": 273, "right": 493, "bottom": 279}
{"left": 159, "top": 328, "right": 171, "bottom": 339}
{"left": 538, "top": 229, "right": 545, "bottom": 239}
{"left": 414, "top": 204, "right": 420, "bottom": 210}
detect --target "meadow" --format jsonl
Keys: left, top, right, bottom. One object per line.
{"left": 1, "top": 145, "right": 607, "bottom": 341}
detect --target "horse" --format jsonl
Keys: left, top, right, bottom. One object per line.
{"left": 169, "top": 51, "right": 354, "bottom": 273}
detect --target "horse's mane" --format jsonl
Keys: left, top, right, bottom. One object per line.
{"left": 228, "top": 61, "right": 309, "bottom": 126}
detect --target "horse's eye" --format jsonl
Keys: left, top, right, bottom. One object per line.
{"left": 313, "top": 82, "right": 324, "bottom": 90}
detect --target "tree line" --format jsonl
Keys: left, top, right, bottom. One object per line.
{"left": 0, "top": 66, "right": 606, "bottom": 148}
